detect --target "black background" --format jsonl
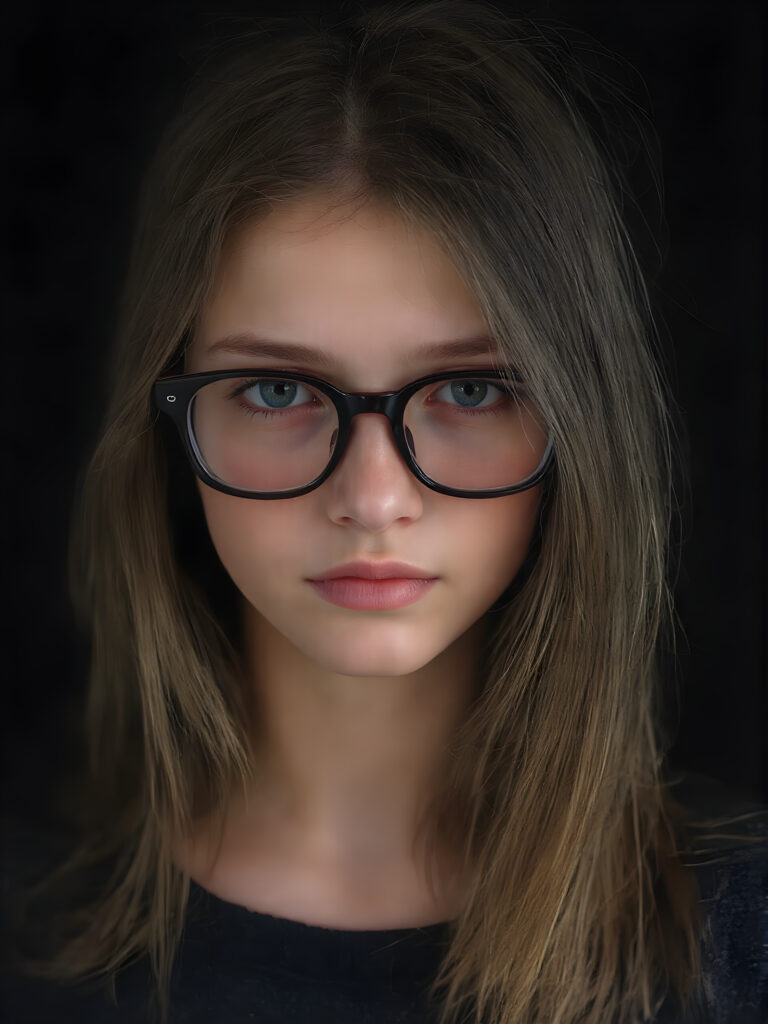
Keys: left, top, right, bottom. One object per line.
{"left": 3, "top": 0, "right": 766, "bottom": 821}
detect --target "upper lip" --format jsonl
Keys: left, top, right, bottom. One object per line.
{"left": 308, "top": 560, "right": 437, "bottom": 581}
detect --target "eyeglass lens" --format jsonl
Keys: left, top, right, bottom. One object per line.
{"left": 189, "top": 375, "right": 549, "bottom": 494}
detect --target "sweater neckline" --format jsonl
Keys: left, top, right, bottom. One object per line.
{"left": 186, "top": 878, "right": 454, "bottom": 986}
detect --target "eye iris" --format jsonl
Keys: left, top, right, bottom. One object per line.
{"left": 258, "top": 381, "right": 297, "bottom": 408}
{"left": 451, "top": 381, "right": 487, "bottom": 406}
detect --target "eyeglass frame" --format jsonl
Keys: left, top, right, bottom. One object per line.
{"left": 152, "top": 367, "right": 556, "bottom": 500}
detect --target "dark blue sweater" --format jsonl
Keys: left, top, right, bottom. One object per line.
{"left": 2, "top": 772, "right": 766, "bottom": 1024}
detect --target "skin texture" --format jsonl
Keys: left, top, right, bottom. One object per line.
{"left": 180, "top": 193, "right": 543, "bottom": 927}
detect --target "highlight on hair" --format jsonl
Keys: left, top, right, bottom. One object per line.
{"left": 13, "top": 3, "right": 764, "bottom": 1023}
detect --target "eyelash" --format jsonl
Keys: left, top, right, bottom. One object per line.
{"left": 226, "top": 379, "right": 324, "bottom": 420}
{"left": 224, "top": 378, "right": 515, "bottom": 419}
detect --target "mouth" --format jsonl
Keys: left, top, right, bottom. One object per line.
{"left": 307, "top": 559, "right": 436, "bottom": 582}
{"left": 306, "top": 576, "right": 438, "bottom": 610}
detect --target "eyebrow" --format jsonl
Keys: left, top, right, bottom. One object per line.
{"left": 204, "top": 332, "right": 498, "bottom": 368}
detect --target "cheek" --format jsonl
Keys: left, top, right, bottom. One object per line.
{"left": 195, "top": 478, "right": 542, "bottom": 635}
{"left": 195, "top": 484, "right": 300, "bottom": 588}
{"left": 455, "top": 489, "right": 541, "bottom": 572}
{"left": 447, "top": 490, "right": 542, "bottom": 611}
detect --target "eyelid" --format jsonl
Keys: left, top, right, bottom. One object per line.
{"left": 230, "top": 364, "right": 506, "bottom": 388}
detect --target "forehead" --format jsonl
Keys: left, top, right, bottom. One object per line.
{"left": 190, "top": 194, "right": 494, "bottom": 381}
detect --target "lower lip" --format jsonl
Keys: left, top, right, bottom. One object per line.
{"left": 307, "top": 577, "right": 438, "bottom": 610}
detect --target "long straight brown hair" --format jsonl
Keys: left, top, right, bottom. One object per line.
{"left": 16, "top": 3, "right": 759, "bottom": 1023}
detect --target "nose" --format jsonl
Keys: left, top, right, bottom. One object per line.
{"left": 322, "top": 413, "right": 424, "bottom": 531}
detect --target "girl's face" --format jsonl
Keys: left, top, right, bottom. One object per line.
{"left": 186, "top": 194, "right": 543, "bottom": 677}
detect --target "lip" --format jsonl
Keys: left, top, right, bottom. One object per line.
{"left": 307, "top": 577, "right": 438, "bottom": 610}
{"left": 307, "top": 560, "right": 437, "bottom": 581}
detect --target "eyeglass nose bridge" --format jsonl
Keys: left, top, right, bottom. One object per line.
{"left": 333, "top": 390, "right": 415, "bottom": 465}
{"left": 344, "top": 391, "right": 402, "bottom": 419}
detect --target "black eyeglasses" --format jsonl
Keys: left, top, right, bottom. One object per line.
{"left": 152, "top": 367, "right": 555, "bottom": 500}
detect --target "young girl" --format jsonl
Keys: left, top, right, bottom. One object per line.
{"left": 3, "top": 2, "right": 766, "bottom": 1023}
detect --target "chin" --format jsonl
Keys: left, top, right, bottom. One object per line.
{"left": 303, "top": 628, "right": 445, "bottom": 678}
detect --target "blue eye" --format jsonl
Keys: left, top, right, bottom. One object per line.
{"left": 446, "top": 380, "right": 491, "bottom": 407}
{"left": 431, "top": 379, "right": 511, "bottom": 412}
{"left": 245, "top": 380, "right": 311, "bottom": 409}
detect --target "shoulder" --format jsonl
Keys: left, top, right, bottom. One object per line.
{"left": 1, "top": 815, "right": 148, "bottom": 1022}
{"left": 664, "top": 770, "right": 768, "bottom": 1023}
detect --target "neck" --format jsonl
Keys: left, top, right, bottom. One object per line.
{"left": 238, "top": 600, "right": 486, "bottom": 869}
